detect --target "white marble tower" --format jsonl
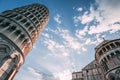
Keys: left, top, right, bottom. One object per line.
{"left": 0, "top": 4, "right": 49, "bottom": 80}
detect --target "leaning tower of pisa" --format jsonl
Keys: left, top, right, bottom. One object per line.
{"left": 0, "top": 4, "right": 49, "bottom": 80}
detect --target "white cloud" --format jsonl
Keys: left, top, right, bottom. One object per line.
{"left": 43, "top": 27, "right": 88, "bottom": 56}
{"left": 77, "top": 7, "right": 83, "bottom": 12}
{"left": 75, "top": 26, "right": 88, "bottom": 38}
{"left": 81, "top": 8, "right": 94, "bottom": 24}
{"left": 43, "top": 38, "right": 69, "bottom": 57}
{"left": 62, "top": 52, "right": 69, "bottom": 57}
{"left": 85, "top": 38, "right": 91, "bottom": 45}
{"left": 73, "top": 7, "right": 95, "bottom": 25}
{"left": 57, "top": 27, "right": 82, "bottom": 50}
{"left": 73, "top": 16, "right": 81, "bottom": 26}
{"left": 88, "top": 21, "right": 120, "bottom": 35}
{"left": 40, "top": 27, "right": 92, "bottom": 80}
{"left": 96, "top": 34, "right": 103, "bottom": 43}
{"left": 42, "top": 33, "right": 50, "bottom": 38}
{"left": 33, "top": 1, "right": 120, "bottom": 80}
{"left": 82, "top": 47, "right": 87, "bottom": 52}
{"left": 54, "top": 14, "right": 61, "bottom": 24}
{"left": 88, "top": 0, "right": 120, "bottom": 34}
{"left": 34, "top": 55, "right": 73, "bottom": 80}
{"left": 109, "top": 24, "right": 120, "bottom": 33}
{"left": 28, "top": 67, "right": 43, "bottom": 79}
{"left": 54, "top": 70, "right": 72, "bottom": 80}
{"left": 33, "top": 45, "right": 36, "bottom": 49}
{"left": 73, "top": 0, "right": 120, "bottom": 35}
{"left": 27, "top": 67, "right": 57, "bottom": 80}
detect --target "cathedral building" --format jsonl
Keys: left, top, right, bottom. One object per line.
{"left": 72, "top": 38, "right": 120, "bottom": 80}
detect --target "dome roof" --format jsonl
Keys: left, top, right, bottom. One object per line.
{"left": 95, "top": 38, "right": 120, "bottom": 51}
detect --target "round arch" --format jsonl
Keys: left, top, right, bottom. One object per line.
{"left": 108, "top": 73, "right": 115, "bottom": 80}
{"left": 115, "top": 69, "right": 120, "bottom": 80}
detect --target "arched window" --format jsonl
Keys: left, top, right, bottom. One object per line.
{"left": 35, "top": 21, "right": 39, "bottom": 25}
{"left": 115, "top": 69, "right": 120, "bottom": 79}
{"left": 111, "top": 53, "right": 115, "bottom": 58}
{"left": 115, "top": 50, "right": 120, "bottom": 60}
{"left": 28, "top": 8, "right": 32, "bottom": 11}
{"left": 9, "top": 14, "right": 17, "bottom": 18}
{"left": 24, "top": 22, "right": 30, "bottom": 28}
{"left": 1, "top": 22, "right": 10, "bottom": 27}
{"left": 115, "top": 42, "right": 120, "bottom": 47}
{"left": 100, "top": 61, "right": 106, "bottom": 72}
{"left": 102, "top": 47, "right": 107, "bottom": 52}
{"left": 29, "top": 15, "right": 34, "bottom": 18}
{"left": 0, "top": 19, "right": 4, "bottom": 23}
{"left": 15, "top": 16, "right": 23, "bottom": 20}
{"left": 110, "top": 43, "right": 116, "bottom": 48}
{"left": 37, "top": 24, "right": 40, "bottom": 28}
{"left": 32, "top": 10, "right": 35, "bottom": 12}
{"left": 106, "top": 45, "right": 111, "bottom": 50}
{"left": 103, "top": 58, "right": 109, "bottom": 71}
{"left": 32, "top": 17, "right": 37, "bottom": 22}
{"left": 108, "top": 73, "right": 115, "bottom": 80}
{"left": 19, "top": 34, "right": 25, "bottom": 41}
{"left": 22, "top": 39, "right": 29, "bottom": 46}
{"left": 14, "top": 30, "right": 21, "bottom": 36}
{"left": 98, "top": 50, "right": 103, "bottom": 56}
{"left": 7, "top": 25, "right": 16, "bottom": 32}
{"left": 31, "top": 30, "right": 36, "bottom": 36}
{"left": 107, "top": 55, "right": 110, "bottom": 60}
{"left": 0, "top": 44, "right": 10, "bottom": 65}
{"left": 110, "top": 52, "right": 118, "bottom": 66}
{"left": 20, "top": 19, "right": 27, "bottom": 23}
{"left": 24, "top": 12, "right": 30, "bottom": 16}
{"left": 28, "top": 26, "right": 33, "bottom": 32}
{"left": 20, "top": 10, "right": 26, "bottom": 14}
{"left": 35, "top": 12, "right": 38, "bottom": 15}
{"left": 106, "top": 55, "right": 113, "bottom": 69}
{"left": 115, "top": 50, "right": 120, "bottom": 54}
{"left": 21, "top": 38, "right": 29, "bottom": 50}
{"left": 37, "top": 14, "right": 40, "bottom": 18}
{"left": 12, "top": 55, "right": 19, "bottom": 64}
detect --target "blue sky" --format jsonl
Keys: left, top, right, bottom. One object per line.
{"left": 0, "top": 0, "right": 120, "bottom": 80}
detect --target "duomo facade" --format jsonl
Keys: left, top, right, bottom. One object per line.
{"left": 72, "top": 38, "right": 120, "bottom": 80}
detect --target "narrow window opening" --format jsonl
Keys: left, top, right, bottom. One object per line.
{"left": 20, "top": 19, "right": 27, "bottom": 23}
{"left": 19, "top": 34, "right": 25, "bottom": 41}
{"left": 110, "top": 43, "right": 116, "bottom": 48}
{"left": 107, "top": 55, "right": 110, "bottom": 60}
{"left": 111, "top": 53, "right": 115, "bottom": 58}
{"left": 9, "top": 26, "right": 16, "bottom": 31}
{"left": 25, "top": 22, "right": 30, "bottom": 27}
{"left": 28, "top": 27, "right": 33, "bottom": 32}
{"left": 24, "top": 12, "right": 30, "bottom": 16}
{"left": 115, "top": 42, "right": 120, "bottom": 47}
{"left": 0, "top": 19, "right": 4, "bottom": 23}
{"left": 32, "top": 17, "right": 36, "bottom": 21}
{"left": 98, "top": 50, "right": 103, "bottom": 56}
{"left": 15, "top": 30, "right": 21, "bottom": 36}
{"left": 102, "top": 47, "right": 106, "bottom": 52}
{"left": 115, "top": 51, "right": 120, "bottom": 54}
{"left": 15, "top": 16, "right": 22, "bottom": 20}
{"left": 9, "top": 14, "right": 17, "bottom": 18}
{"left": 29, "top": 15, "right": 34, "bottom": 18}
{"left": 106, "top": 45, "right": 111, "bottom": 50}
